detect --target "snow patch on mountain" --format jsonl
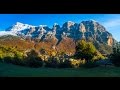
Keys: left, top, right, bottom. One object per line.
{"left": 0, "top": 31, "right": 17, "bottom": 36}
{"left": 6, "top": 22, "right": 36, "bottom": 33}
{"left": 0, "top": 20, "right": 115, "bottom": 47}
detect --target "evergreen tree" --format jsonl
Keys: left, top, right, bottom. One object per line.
{"left": 110, "top": 42, "right": 120, "bottom": 66}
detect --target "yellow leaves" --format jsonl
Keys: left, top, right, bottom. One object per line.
{"left": 80, "top": 59, "right": 86, "bottom": 64}
{"left": 0, "top": 53, "right": 3, "bottom": 59}
{"left": 92, "top": 54, "right": 105, "bottom": 61}
{"left": 51, "top": 51, "right": 56, "bottom": 57}
{"left": 46, "top": 49, "right": 57, "bottom": 57}
{"left": 69, "top": 58, "right": 86, "bottom": 68}
{"left": 0, "top": 44, "right": 24, "bottom": 59}
{"left": 39, "top": 55, "right": 49, "bottom": 61}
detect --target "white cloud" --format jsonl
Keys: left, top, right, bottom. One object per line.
{"left": 103, "top": 19, "right": 120, "bottom": 28}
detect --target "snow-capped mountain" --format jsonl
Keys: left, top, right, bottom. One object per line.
{"left": 6, "top": 22, "right": 35, "bottom": 33}
{"left": 0, "top": 20, "right": 116, "bottom": 46}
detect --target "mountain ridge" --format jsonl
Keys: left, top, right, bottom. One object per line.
{"left": 1, "top": 20, "right": 116, "bottom": 46}
{"left": 0, "top": 20, "right": 116, "bottom": 55}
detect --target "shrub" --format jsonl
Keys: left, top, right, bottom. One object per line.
{"left": 0, "top": 58, "right": 3, "bottom": 62}
{"left": 25, "top": 57, "right": 43, "bottom": 68}
{"left": 25, "top": 49, "right": 43, "bottom": 68}
{"left": 45, "top": 57, "right": 60, "bottom": 68}
{"left": 110, "top": 42, "right": 120, "bottom": 67}
{"left": 12, "top": 56, "right": 25, "bottom": 66}
{"left": 69, "top": 59, "right": 81, "bottom": 68}
{"left": 110, "top": 53, "right": 120, "bottom": 67}
{"left": 82, "top": 61, "right": 99, "bottom": 68}
{"left": 59, "top": 60, "right": 72, "bottom": 68}
{"left": 92, "top": 54, "right": 105, "bottom": 61}
{"left": 45, "top": 57, "right": 80, "bottom": 68}
{"left": 4, "top": 56, "right": 14, "bottom": 63}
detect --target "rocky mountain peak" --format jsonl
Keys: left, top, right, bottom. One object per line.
{"left": 54, "top": 23, "right": 59, "bottom": 26}
{"left": 79, "top": 23, "right": 86, "bottom": 33}
{"left": 53, "top": 23, "right": 60, "bottom": 31}
{"left": 62, "top": 21, "right": 75, "bottom": 30}
{"left": 2, "top": 20, "right": 116, "bottom": 47}
{"left": 16, "top": 22, "right": 24, "bottom": 25}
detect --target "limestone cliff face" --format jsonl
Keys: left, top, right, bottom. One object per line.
{"left": 4, "top": 20, "right": 116, "bottom": 55}
{"left": 7, "top": 20, "right": 115, "bottom": 47}
{"left": 79, "top": 23, "right": 86, "bottom": 33}
{"left": 79, "top": 23, "right": 86, "bottom": 38}
{"left": 107, "top": 36, "right": 113, "bottom": 46}
{"left": 79, "top": 20, "right": 115, "bottom": 46}
{"left": 58, "top": 20, "right": 115, "bottom": 46}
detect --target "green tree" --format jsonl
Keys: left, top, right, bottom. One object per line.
{"left": 74, "top": 40, "right": 97, "bottom": 62}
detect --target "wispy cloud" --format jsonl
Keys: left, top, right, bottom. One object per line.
{"left": 103, "top": 19, "right": 120, "bottom": 28}
{"left": 101, "top": 17, "right": 120, "bottom": 41}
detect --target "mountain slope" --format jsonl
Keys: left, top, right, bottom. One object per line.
{"left": 4, "top": 20, "right": 115, "bottom": 46}
{"left": 0, "top": 20, "right": 116, "bottom": 55}
{"left": 0, "top": 35, "right": 35, "bottom": 52}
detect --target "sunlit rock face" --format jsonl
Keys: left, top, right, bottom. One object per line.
{"left": 4, "top": 20, "right": 115, "bottom": 46}
{"left": 107, "top": 36, "right": 113, "bottom": 46}
{"left": 0, "top": 20, "right": 117, "bottom": 55}
{"left": 79, "top": 20, "right": 115, "bottom": 46}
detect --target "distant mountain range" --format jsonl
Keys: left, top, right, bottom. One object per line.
{"left": 0, "top": 20, "right": 116, "bottom": 55}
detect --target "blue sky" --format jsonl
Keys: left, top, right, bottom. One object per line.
{"left": 0, "top": 14, "right": 120, "bottom": 41}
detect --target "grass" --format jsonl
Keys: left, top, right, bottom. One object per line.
{"left": 0, "top": 62, "right": 120, "bottom": 77}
